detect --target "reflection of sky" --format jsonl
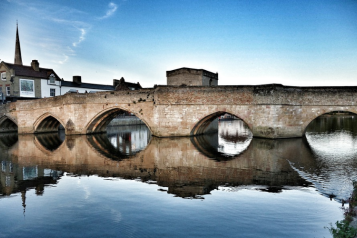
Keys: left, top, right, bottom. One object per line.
{"left": 0, "top": 175, "right": 341, "bottom": 238}
{"left": 217, "top": 120, "right": 252, "bottom": 156}
{"left": 300, "top": 129, "right": 357, "bottom": 201}
{"left": 306, "top": 131, "right": 357, "bottom": 159}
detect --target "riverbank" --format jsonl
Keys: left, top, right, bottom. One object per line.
{"left": 329, "top": 181, "right": 357, "bottom": 237}
{"left": 349, "top": 182, "right": 357, "bottom": 230}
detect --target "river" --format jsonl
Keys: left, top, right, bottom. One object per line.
{"left": 1, "top": 115, "right": 356, "bottom": 237}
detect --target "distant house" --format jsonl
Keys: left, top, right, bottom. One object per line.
{"left": 166, "top": 67, "right": 218, "bottom": 86}
{"left": 0, "top": 60, "right": 62, "bottom": 101}
{"left": 60, "top": 76, "right": 114, "bottom": 94}
{"left": 114, "top": 77, "right": 142, "bottom": 91}
{"left": 0, "top": 23, "right": 142, "bottom": 102}
{"left": 57, "top": 76, "right": 142, "bottom": 95}
{"left": 0, "top": 24, "right": 62, "bottom": 101}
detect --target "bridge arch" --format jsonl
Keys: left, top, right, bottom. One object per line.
{"left": 190, "top": 111, "right": 252, "bottom": 136}
{"left": 34, "top": 113, "right": 65, "bottom": 134}
{"left": 86, "top": 107, "right": 152, "bottom": 134}
{"left": 0, "top": 115, "right": 18, "bottom": 133}
{"left": 302, "top": 109, "right": 357, "bottom": 135}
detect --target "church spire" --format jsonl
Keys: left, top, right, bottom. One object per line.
{"left": 14, "top": 21, "right": 23, "bottom": 65}
{"left": 21, "top": 190, "right": 26, "bottom": 217}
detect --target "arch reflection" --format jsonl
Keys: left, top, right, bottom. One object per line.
{"left": 87, "top": 124, "right": 151, "bottom": 160}
{"left": 0, "top": 132, "right": 18, "bottom": 149}
{"left": 35, "top": 131, "right": 65, "bottom": 152}
{"left": 191, "top": 119, "right": 252, "bottom": 160}
{"left": 3, "top": 117, "right": 357, "bottom": 202}
{"left": 295, "top": 113, "right": 357, "bottom": 200}
{"left": 305, "top": 113, "right": 357, "bottom": 159}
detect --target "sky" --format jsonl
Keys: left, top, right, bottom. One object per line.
{"left": 0, "top": 0, "right": 356, "bottom": 87}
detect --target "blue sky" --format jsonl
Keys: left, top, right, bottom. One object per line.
{"left": 0, "top": 0, "right": 356, "bottom": 87}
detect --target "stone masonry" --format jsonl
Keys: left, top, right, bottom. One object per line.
{"left": 1, "top": 84, "right": 357, "bottom": 139}
{"left": 166, "top": 68, "right": 218, "bottom": 86}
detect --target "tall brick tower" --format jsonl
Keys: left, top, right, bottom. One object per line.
{"left": 14, "top": 22, "right": 23, "bottom": 65}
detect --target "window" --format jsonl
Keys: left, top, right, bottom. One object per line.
{"left": 49, "top": 74, "right": 56, "bottom": 84}
{"left": 6, "top": 86, "right": 10, "bottom": 96}
{"left": 1, "top": 72, "right": 6, "bottom": 81}
{"left": 5, "top": 176, "right": 11, "bottom": 187}
{"left": 20, "top": 79, "right": 35, "bottom": 97}
{"left": 50, "top": 88, "right": 55, "bottom": 97}
{"left": 1, "top": 161, "right": 6, "bottom": 172}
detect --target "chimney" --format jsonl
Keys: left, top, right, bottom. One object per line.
{"left": 113, "top": 79, "right": 120, "bottom": 87}
{"left": 31, "top": 60, "right": 39, "bottom": 71}
{"left": 73, "top": 75, "right": 81, "bottom": 84}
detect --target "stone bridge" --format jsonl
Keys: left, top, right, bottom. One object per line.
{"left": 1, "top": 84, "right": 357, "bottom": 139}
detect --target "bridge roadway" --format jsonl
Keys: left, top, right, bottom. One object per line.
{"left": 1, "top": 84, "right": 357, "bottom": 139}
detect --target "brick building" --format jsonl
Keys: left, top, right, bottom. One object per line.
{"left": 0, "top": 24, "right": 62, "bottom": 101}
{"left": 0, "top": 24, "right": 141, "bottom": 102}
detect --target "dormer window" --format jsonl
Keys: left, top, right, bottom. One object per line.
{"left": 49, "top": 74, "right": 56, "bottom": 84}
{"left": 1, "top": 72, "right": 6, "bottom": 81}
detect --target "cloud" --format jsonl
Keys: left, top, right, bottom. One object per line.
{"left": 72, "top": 28, "right": 86, "bottom": 47}
{"left": 59, "top": 54, "right": 69, "bottom": 64}
{"left": 100, "top": 2, "right": 118, "bottom": 19}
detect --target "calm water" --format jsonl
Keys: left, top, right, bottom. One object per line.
{"left": 1, "top": 116, "right": 357, "bottom": 237}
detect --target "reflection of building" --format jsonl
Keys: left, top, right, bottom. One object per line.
{"left": 108, "top": 125, "right": 151, "bottom": 155}
{"left": 0, "top": 159, "right": 62, "bottom": 198}
{"left": 166, "top": 67, "right": 218, "bottom": 86}
{"left": 0, "top": 159, "right": 62, "bottom": 215}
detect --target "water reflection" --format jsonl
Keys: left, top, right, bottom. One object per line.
{"left": 0, "top": 157, "right": 62, "bottom": 197}
{"left": 1, "top": 131, "right": 309, "bottom": 199}
{"left": 1, "top": 118, "right": 356, "bottom": 202}
{"left": 191, "top": 119, "right": 252, "bottom": 160}
{"left": 1, "top": 119, "right": 355, "bottom": 237}
{"left": 87, "top": 125, "right": 151, "bottom": 160}
{"left": 218, "top": 119, "right": 252, "bottom": 154}
{"left": 290, "top": 114, "right": 357, "bottom": 201}
{"left": 107, "top": 125, "right": 151, "bottom": 155}
{"left": 0, "top": 132, "right": 18, "bottom": 149}
{"left": 35, "top": 131, "right": 65, "bottom": 151}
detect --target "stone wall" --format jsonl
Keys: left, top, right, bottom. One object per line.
{"left": 202, "top": 75, "right": 218, "bottom": 86}
{"left": 1, "top": 84, "right": 357, "bottom": 138}
{"left": 166, "top": 68, "right": 218, "bottom": 86}
{"left": 167, "top": 72, "right": 202, "bottom": 86}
